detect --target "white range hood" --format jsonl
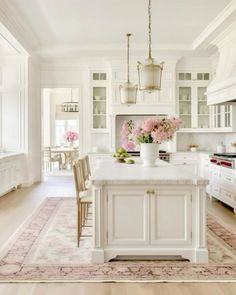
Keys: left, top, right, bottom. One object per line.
{"left": 207, "top": 22, "right": 236, "bottom": 105}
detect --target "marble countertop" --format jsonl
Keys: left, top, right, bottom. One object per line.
{"left": 91, "top": 158, "right": 208, "bottom": 186}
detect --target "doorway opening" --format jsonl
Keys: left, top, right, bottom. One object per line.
{"left": 41, "top": 88, "right": 80, "bottom": 182}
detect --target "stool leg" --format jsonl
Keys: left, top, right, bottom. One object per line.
{"left": 77, "top": 205, "right": 81, "bottom": 247}
{"left": 80, "top": 203, "right": 83, "bottom": 230}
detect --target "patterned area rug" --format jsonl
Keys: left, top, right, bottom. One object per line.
{"left": 0, "top": 197, "right": 236, "bottom": 282}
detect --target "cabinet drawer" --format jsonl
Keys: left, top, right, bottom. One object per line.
{"left": 220, "top": 188, "right": 235, "bottom": 201}
{"left": 221, "top": 173, "right": 235, "bottom": 184}
{"left": 172, "top": 160, "right": 197, "bottom": 165}
{"left": 171, "top": 156, "right": 198, "bottom": 161}
{"left": 209, "top": 169, "right": 220, "bottom": 178}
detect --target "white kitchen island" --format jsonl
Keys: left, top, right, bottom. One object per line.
{"left": 91, "top": 158, "right": 208, "bottom": 263}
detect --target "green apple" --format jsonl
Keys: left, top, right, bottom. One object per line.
{"left": 126, "top": 159, "right": 135, "bottom": 164}
{"left": 117, "top": 147, "right": 126, "bottom": 154}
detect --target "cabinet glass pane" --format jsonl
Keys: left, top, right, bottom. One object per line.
{"left": 179, "top": 87, "right": 191, "bottom": 128}
{"left": 93, "top": 73, "right": 99, "bottom": 80}
{"left": 197, "top": 87, "right": 210, "bottom": 128}
{"left": 100, "top": 73, "right": 107, "bottom": 80}
{"left": 197, "top": 87, "right": 209, "bottom": 128}
{"left": 197, "top": 73, "right": 203, "bottom": 80}
{"left": 93, "top": 87, "right": 107, "bottom": 129}
{"left": 204, "top": 73, "right": 210, "bottom": 80}
{"left": 217, "top": 106, "right": 221, "bottom": 128}
{"left": 179, "top": 73, "right": 184, "bottom": 80}
{"left": 225, "top": 105, "right": 231, "bottom": 128}
{"left": 185, "top": 73, "right": 191, "bottom": 80}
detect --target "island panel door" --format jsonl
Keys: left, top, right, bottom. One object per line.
{"left": 150, "top": 189, "right": 192, "bottom": 245}
{"left": 107, "top": 189, "right": 149, "bottom": 245}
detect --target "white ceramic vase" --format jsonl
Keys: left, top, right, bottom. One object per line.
{"left": 140, "top": 143, "right": 159, "bottom": 167}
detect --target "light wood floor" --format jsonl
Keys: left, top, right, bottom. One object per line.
{"left": 0, "top": 174, "right": 236, "bottom": 295}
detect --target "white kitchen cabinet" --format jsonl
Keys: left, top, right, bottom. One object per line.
{"left": 107, "top": 189, "right": 149, "bottom": 245}
{"left": 90, "top": 72, "right": 109, "bottom": 131}
{"left": 107, "top": 188, "right": 192, "bottom": 247}
{"left": 209, "top": 164, "right": 236, "bottom": 213}
{"left": 0, "top": 154, "right": 24, "bottom": 197}
{"left": 150, "top": 189, "right": 192, "bottom": 245}
{"left": 170, "top": 152, "right": 199, "bottom": 166}
{"left": 177, "top": 72, "right": 211, "bottom": 132}
{"left": 210, "top": 104, "right": 236, "bottom": 132}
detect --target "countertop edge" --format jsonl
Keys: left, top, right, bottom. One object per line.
{"left": 92, "top": 179, "right": 209, "bottom": 186}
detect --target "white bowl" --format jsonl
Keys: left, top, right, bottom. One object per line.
{"left": 190, "top": 147, "right": 197, "bottom": 152}
{"left": 94, "top": 96, "right": 101, "bottom": 100}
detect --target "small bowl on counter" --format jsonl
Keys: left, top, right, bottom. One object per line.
{"left": 189, "top": 145, "right": 199, "bottom": 152}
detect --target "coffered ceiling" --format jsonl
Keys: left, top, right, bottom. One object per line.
{"left": 2, "top": 0, "right": 233, "bottom": 56}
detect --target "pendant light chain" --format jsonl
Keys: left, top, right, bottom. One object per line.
{"left": 127, "top": 33, "right": 131, "bottom": 83}
{"left": 148, "top": 0, "right": 152, "bottom": 59}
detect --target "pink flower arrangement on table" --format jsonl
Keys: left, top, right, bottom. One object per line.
{"left": 64, "top": 130, "right": 79, "bottom": 142}
{"left": 121, "top": 116, "right": 181, "bottom": 151}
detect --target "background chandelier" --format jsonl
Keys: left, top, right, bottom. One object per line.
{"left": 120, "top": 33, "right": 138, "bottom": 104}
{"left": 137, "top": 0, "right": 164, "bottom": 92}
{"left": 61, "top": 89, "right": 79, "bottom": 112}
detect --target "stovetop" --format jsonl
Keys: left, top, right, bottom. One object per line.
{"left": 213, "top": 153, "right": 236, "bottom": 158}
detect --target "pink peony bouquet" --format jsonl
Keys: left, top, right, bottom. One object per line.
{"left": 121, "top": 116, "right": 181, "bottom": 150}
{"left": 64, "top": 130, "right": 79, "bottom": 142}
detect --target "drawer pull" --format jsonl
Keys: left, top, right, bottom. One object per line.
{"left": 225, "top": 176, "right": 232, "bottom": 181}
{"left": 146, "top": 189, "right": 155, "bottom": 194}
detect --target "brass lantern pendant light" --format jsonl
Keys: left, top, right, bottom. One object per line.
{"left": 120, "top": 33, "right": 138, "bottom": 104}
{"left": 137, "top": 0, "right": 164, "bottom": 92}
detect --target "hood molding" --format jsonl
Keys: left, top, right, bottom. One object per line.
{"left": 207, "top": 21, "right": 236, "bottom": 105}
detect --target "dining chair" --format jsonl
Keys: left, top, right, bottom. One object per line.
{"left": 43, "top": 147, "right": 62, "bottom": 171}
{"left": 72, "top": 160, "right": 92, "bottom": 246}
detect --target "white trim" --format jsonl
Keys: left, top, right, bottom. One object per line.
{"left": 192, "top": 0, "right": 236, "bottom": 49}
{"left": 0, "top": 0, "right": 38, "bottom": 54}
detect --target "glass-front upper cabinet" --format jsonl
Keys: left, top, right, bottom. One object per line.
{"left": 91, "top": 72, "right": 108, "bottom": 130}
{"left": 197, "top": 87, "right": 209, "bottom": 128}
{"left": 92, "top": 86, "right": 107, "bottom": 129}
{"left": 179, "top": 87, "right": 192, "bottom": 128}
{"left": 212, "top": 105, "right": 232, "bottom": 129}
{"left": 177, "top": 72, "right": 211, "bottom": 130}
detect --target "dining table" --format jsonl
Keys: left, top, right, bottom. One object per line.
{"left": 51, "top": 147, "right": 79, "bottom": 169}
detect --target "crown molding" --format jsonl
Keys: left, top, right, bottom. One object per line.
{"left": 192, "top": 0, "right": 236, "bottom": 50}
{"left": 35, "top": 43, "right": 193, "bottom": 60}
{"left": 210, "top": 20, "right": 236, "bottom": 48}
{"left": 0, "top": 0, "right": 39, "bottom": 54}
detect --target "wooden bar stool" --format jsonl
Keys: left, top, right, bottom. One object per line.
{"left": 72, "top": 160, "right": 92, "bottom": 246}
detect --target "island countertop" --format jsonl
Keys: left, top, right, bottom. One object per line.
{"left": 91, "top": 158, "right": 208, "bottom": 186}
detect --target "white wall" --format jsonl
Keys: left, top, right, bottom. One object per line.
{"left": 0, "top": 56, "right": 26, "bottom": 152}
{"left": 25, "top": 56, "right": 42, "bottom": 184}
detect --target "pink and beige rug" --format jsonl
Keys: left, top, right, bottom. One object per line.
{"left": 0, "top": 197, "right": 236, "bottom": 282}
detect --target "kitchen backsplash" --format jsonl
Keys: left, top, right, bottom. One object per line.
{"left": 177, "top": 133, "right": 236, "bottom": 152}
{"left": 225, "top": 133, "right": 236, "bottom": 151}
